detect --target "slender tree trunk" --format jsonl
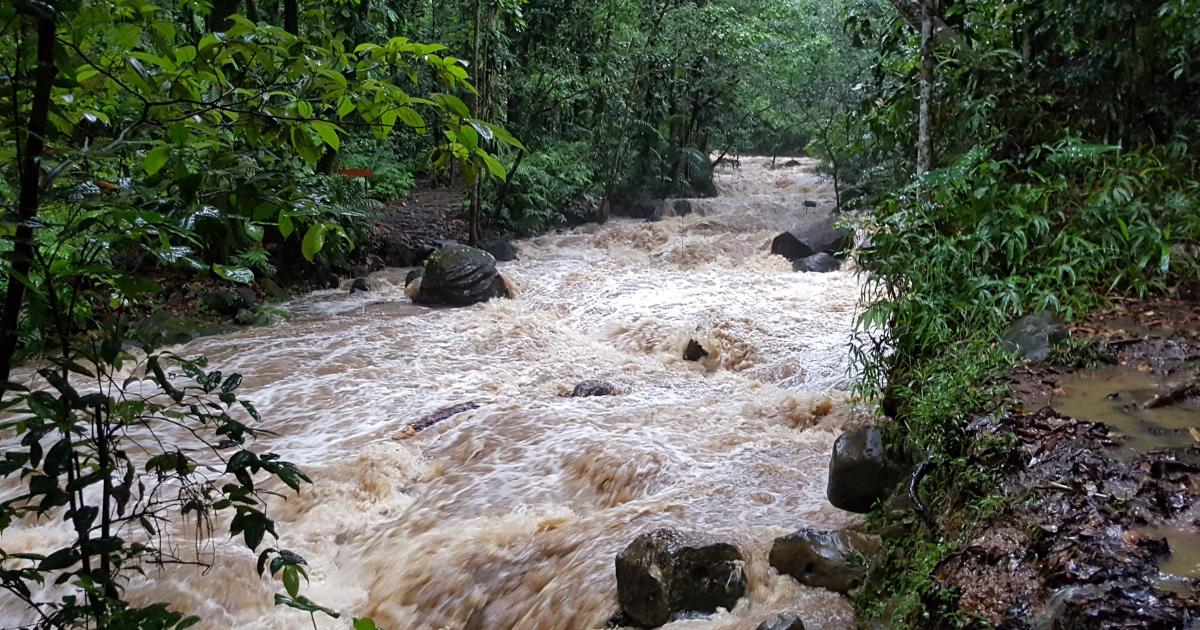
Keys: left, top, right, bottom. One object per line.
{"left": 0, "top": 6, "right": 58, "bottom": 394}
{"left": 916, "top": 0, "right": 935, "bottom": 175}
{"left": 283, "top": 0, "right": 299, "bottom": 34}
{"left": 208, "top": 0, "right": 241, "bottom": 31}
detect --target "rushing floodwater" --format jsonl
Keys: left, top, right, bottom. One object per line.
{"left": 1, "top": 157, "right": 864, "bottom": 629}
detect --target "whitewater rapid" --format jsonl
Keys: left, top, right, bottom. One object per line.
{"left": 0, "top": 157, "right": 865, "bottom": 629}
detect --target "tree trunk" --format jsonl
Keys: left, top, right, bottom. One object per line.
{"left": 916, "top": 0, "right": 935, "bottom": 175}
{"left": 283, "top": 0, "right": 298, "bottom": 35}
{"left": 208, "top": 0, "right": 241, "bottom": 31}
{"left": 0, "top": 5, "right": 58, "bottom": 394}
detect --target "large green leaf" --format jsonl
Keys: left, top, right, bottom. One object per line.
{"left": 301, "top": 223, "right": 329, "bottom": 262}
{"left": 143, "top": 146, "right": 170, "bottom": 175}
{"left": 213, "top": 265, "right": 255, "bottom": 284}
{"left": 310, "top": 121, "right": 341, "bottom": 150}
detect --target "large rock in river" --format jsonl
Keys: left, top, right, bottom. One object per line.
{"left": 768, "top": 529, "right": 880, "bottom": 593}
{"left": 826, "top": 426, "right": 901, "bottom": 513}
{"left": 771, "top": 218, "right": 851, "bottom": 261}
{"left": 616, "top": 529, "right": 747, "bottom": 627}
{"left": 792, "top": 252, "right": 841, "bottom": 273}
{"left": 411, "top": 244, "right": 508, "bottom": 307}
{"left": 481, "top": 239, "right": 518, "bottom": 262}
{"left": 756, "top": 612, "right": 806, "bottom": 630}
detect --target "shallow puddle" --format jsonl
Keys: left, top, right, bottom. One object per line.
{"left": 1047, "top": 367, "right": 1200, "bottom": 454}
{"left": 1137, "top": 505, "right": 1200, "bottom": 595}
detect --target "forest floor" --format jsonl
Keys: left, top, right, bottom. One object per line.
{"left": 932, "top": 293, "right": 1200, "bottom": 626}
{"left": 366, "top": 182, "right": 469, "bottom": 268}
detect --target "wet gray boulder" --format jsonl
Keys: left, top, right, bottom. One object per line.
{"left": 827, "top": 426, "right": 900, "bottom": 513}
{"left": 756, "top": 612, "right": 806, "bottom": 630}
{"left": 572, "top": 380, "right": 618, "bottom": 397}
{"left": 259, "top": 278, "right": 291, "bottom": 302}
{"left": 200, "top": 287, "right": 257, "bottom": 317}
{"left": 611, "top": 198, "right": 661, "bottom": 220}
{"left": 672, "top": 200, "right": 693, "bottom": 217}
{"left": 616, "top": 529, "right": 747, "bottom": 627}
{"left": 349, "top": 277, "right": 370, "bottom": 293}
{"left": 481, "top": 239, "right": 518, "bottom": 262}
{"left": 234, "top": 308, "right": 257, "bottom": 326}
{"left": 411, "top": 245, "right": 508, "bottom": 307}
{"left": 683, "top": 340, "right": 709, "bottom": 362}
{"left": 405, "top": 268, "right": 424, "bottom": 287}
{"left": 768, "top": 529, "right": 879, "bottom": 593}
{"left": 1001, "top": 312, "right": 1067, "bottom": 361}
{"left": 771, "top": 218, "right": 851, "bottom": 261}
{"left": 792, "top": 253, "right": 841, "bottom": 273}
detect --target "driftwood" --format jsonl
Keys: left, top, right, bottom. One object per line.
{"left": 394, "top": 401, "right": 480, "bottom": 439}
{"left": 1142, "top": 381, "right": 1199, "bottom": 409}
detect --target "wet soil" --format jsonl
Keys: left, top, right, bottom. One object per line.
{"left": 366, "top": 183, "right": 469, "bottom": 267}
{"left": 938, "top": 298, "right": 1200, "bottom": 628}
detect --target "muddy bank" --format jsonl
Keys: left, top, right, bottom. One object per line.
{"left": 933, "top": 299, "right": 1200, "bottom": 627}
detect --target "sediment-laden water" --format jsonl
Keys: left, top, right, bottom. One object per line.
{"left": 1, "top": 157, "right": 864, "bottom": 629}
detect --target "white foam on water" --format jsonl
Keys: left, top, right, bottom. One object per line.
{"left": 0, "top": 157, "right": 866, "bottom": 629}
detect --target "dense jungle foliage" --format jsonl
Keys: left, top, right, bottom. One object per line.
{"left": 0, "top": 0, "right": 872, "bottom": 626}
{"left": 841, "top": 1, "right": 1200, "bottom": 626}
{"left": 3, "top": 0, "right": 1199, "bottom": 627}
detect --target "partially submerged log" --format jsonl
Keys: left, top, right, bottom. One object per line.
{"left": 1142, "top": 381, "right": 1199, "bottom": 409}
{"left": 394, "top": 401, "right": 480, "bottom": 439}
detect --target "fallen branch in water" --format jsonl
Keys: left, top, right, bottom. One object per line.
{"left": 394, "top": 401, "right": 481, "bottom": 439}
{"left": 1142, "top": 381, "right": 1199, "bottom": 409}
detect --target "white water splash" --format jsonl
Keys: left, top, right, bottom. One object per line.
{"left": 0, "top": 157, "right": 865, "bottom": 630}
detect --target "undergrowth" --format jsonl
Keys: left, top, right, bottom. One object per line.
{"left": 850, "top": 139, "right": 1200, "bottom": 628}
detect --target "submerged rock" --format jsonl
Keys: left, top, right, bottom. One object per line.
{"left": 826, "top": 426, "right": 900, "bottom": 513}
{"left": 405, "top": 268, "right": 424, "bottom": 287}
{"left": 610, "top": 198, "right": 661, "bottom": 220}
{"left": 1002, "top": 312, "right": 1067, "bottom": 361}
{"left": 571, "top": 380, "right": 618, "bottom": 397}
{"left": 756, "top": 612, "right": 806, "bottom": 630}
{"left": 616, "top": 529, "right": 747, "bottom": 628}
{"left": 770, "top": 219, "right": 851, "bottom": 261}
{"left": 792, "top": 253, "right": 841, "bottom": 273}
{"left": 672, "top": 199, "right": 693, "bottom": 217}
{"left": 234, "top": 308, "right": 257, "bottom": 326}
{"left": 349, "top": 277, "right": 370, "bottom": 293}
{"left": 768, "top": 529, "right": 879, "bottom": 593}
{"left": 200, "top": 287, "right": 257, "bottom": 317}
{"left": 683, "top": 339, "right": 709, "bottom": 362}
{"left": 410, "top": 244, "right": 508, "bottom": 307}
{"left": 481, "top": 239, "right": 518, "bottom": 262}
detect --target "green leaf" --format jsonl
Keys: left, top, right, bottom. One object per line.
{"left": 282, "top": 565, "right": 300, "bottom": 598}
{"left": 38, "top": 547, "right": 80, "bottom": 571}
{"left": 477, "top": 150, "right": 507, "bottom": 181}
{"left": 245, "top": 223, "right": 265, "bottom": 241}
{"left": 485, "top": 122, "right": 526, "bottom": 151}
{"left": 353, "top": 619, "right": 378, "bottom": 630}
{"left": 76, "top": 65, "right": 101, "bottom": 83}
{"left": 301, "top": 224, "right": 328, "bottom": 262}
{"left": 437, "top": 94, "right": 470, "bottom": 118}
{"left": 397, "top": 107, "right": 425, "bottom": 130}
{"left": 278, "top": 213, "right": 294, "bottom": 239}
{"left": 310, "top": 121, "right": 341, "bottom": 150}
{"left": 143, "top": 146, "right": 170, "bottom": 176}
{"left": 214, "top": 265, "right": 255, "bottom": 284}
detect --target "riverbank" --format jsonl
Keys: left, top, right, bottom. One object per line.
{"left": 858, "top": 294, "right": 1200, "bottom": 627}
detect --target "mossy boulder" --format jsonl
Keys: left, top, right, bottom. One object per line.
{"left": 410, "top": 245, "right": 508, "bottom": 307}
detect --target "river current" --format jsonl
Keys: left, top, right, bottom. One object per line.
{"left": 1, "top": 157, "right": 864, "bottom": 629}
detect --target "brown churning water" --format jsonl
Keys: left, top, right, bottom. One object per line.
{"left": 0, "top": 158, "right": 865, "bottom": 629}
